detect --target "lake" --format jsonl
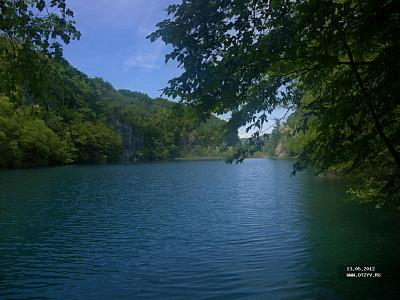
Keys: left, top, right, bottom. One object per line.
{"left": 0, "top": 159, "right": 399, "bottom": 299}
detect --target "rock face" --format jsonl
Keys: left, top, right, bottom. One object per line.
{"left": 275, "top": 141, "right": 287, "bottom": 159}
{"left": 116, "top": 123, "right": 144, "bottom": 161}
{"left": 108, "top": 113, "right": 144, "bottom": 161}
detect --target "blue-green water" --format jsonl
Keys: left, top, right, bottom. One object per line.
{"left": 0, "top": 159, "right": 399, "bottom": 299}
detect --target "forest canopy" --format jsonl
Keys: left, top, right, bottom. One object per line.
{"left": 1, "top": 0, "right": 399, "bottom": 207}
{"left": 0, "top": 0, "right": 238, "bottom": 168}
{"left": 149, "top": 0, "right": 400, "bottom": 207}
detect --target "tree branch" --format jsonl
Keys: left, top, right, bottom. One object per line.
{"left": 344, "top": 41, "right": 400, "bottom": 170}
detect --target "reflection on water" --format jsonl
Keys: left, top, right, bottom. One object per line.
{"left": 0, "top": 159, "right": 399, "bottom": 299}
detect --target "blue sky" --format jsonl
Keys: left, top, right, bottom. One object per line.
{"left": 63, "top": 0, "right": 286, "bottom": 137}
{"left": 63, "top": 0, "right": 179, "bottom": 98}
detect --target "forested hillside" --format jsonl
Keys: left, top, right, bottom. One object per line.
{"left": 151, "top": 0, "right": 400, "bottom": 207}
{"left": 0, "top": 39, "right": 238, "bottom": 168}
{"left": 258, "top": 111, "right": 308, "bottom": 159}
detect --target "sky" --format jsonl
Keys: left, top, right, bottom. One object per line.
{"left": 63, "top": 0, "right": 286, "bottom": 137}
{"left": 63, "top": 0, "right": 179, "bottom": 99}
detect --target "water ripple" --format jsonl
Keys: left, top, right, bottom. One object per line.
{"left": 1, "top": 159, "right": 399, "bottom": 299}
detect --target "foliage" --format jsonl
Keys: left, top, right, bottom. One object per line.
{"left": 0, "top": 96, "right": 74, "bottom": 167}
{"left": 0, "top": 48, "right": 236, "bottom": 167}
{"left": 68, "top": 121, "right": 122, "bottom": 163}
{"left": 0, "top": 0, "right": 80, "bottom": 102}
{"left": 0, "top": 0, "right": 80, "bottom": 57}
{"left": 258, "top": 110, "right": 314, "bottom": 158}
{"left": 106, "top": 89, "right": 237, "bottom": 161}
{"left": 150, "top": 0, "right": 400, "bottom": 207}
{"left": 0, "top": 0, "right": 236, "bottom": 168}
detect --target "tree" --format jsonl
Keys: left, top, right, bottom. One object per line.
{"left": 0, "top": 96, "right": 75, "bottom": 167}
{"left": 0, "top": 0, "right": 80, "bottom": 57}
{"left": 0, "top": 0, "right": 81, "bottom": 101}
{"left": 149, "top": 0, "right": 400, "bottom": 206}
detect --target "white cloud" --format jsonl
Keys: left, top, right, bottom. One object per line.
{"left": 124, "top": 52, "right": 160, "bottom": 70}
{"left": 123, "top": 41, "right": 165, "bottom": 70}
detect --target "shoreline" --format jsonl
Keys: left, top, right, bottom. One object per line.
{"left": 174, "top": 157, "right": 224, "bottom": 161}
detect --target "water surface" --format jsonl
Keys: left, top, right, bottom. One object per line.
{"left": 0, "top": 159, "right": 399, "bottom": 299}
